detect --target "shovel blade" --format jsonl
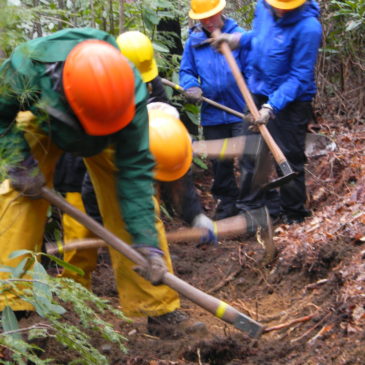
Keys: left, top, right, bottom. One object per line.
{"left": 261, "top": 172, "right": 296, "bottom": 191}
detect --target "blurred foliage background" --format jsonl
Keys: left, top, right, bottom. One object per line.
{"left": 0, "top": 0, "right": 364, "bottom": 122}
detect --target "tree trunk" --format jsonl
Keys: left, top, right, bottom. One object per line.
{"left": 33, "top": 0, "right": 43, "bottom": 37}
{"left": 57, "top": 0, "right": 65, "bottom": 30}
{"left": 108, "top": 0, "right": 114, "bottom": 34}
{"left": 118, "top": 0, "right": 125, "bottom": 33}
{"left": 90, "top": 0, "right": 96, "bottom": 28}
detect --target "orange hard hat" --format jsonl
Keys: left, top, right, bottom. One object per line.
{"left": 63, "top": 39, "right": 135, "bottom": 136}
{"left": 148, "top": 109, "right": 192, "bottom": 182}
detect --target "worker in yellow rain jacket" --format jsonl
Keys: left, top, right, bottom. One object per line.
{"left": 57, "top": 31, "right": 217, "bottom": 292}
{"left": 0, "top": 27, "right": 185, "bottom": 334}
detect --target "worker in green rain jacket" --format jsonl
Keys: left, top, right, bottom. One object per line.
{"left": 0, "top": 27, "right": 185, "bottom": 334}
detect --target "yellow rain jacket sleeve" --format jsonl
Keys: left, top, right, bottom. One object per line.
{"left": 0, "top": 28, "right": 158, "bottom": 247}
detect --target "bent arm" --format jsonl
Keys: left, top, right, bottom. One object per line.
{"left": 114, "top": 75, "right": 159, "bottom": 248}
{"left": 268, "top": 24, "right": 322, "bottom": 112}
{"left": 179, "top": 39, "right": 200, "bottom": 90}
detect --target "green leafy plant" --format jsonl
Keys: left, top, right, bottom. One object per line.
{"left": 227, "top": 0, "right": 255, "bottom": 29}
{"left": 330, "top": 0, "right": 365, "bottom": 31}
{"left": 315, "top": 0, "right": 365, "bottom": 122}
{"left": 0, "top": 250, "right": 128, "bottom": 364}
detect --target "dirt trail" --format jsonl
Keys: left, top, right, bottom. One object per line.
{"left": 22, "top": 124, "right": 365, "bottom": 364}
{"left": 94, "top": 124, "right": 364, "bottom": 364}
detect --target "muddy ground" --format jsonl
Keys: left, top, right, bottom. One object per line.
{"left": 21, "top": 122, "right": 365, "bottom": 364}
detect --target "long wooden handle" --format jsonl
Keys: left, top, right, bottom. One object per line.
{"left": 161, "top": 78, "right": 245, "bottom": 119}
{"left": 212, "top": 30, "right": 288, "bottom": 165}
{"left": 40, "top": 186, "right": 263, "bottom": 337}
{"left": 46, "top": 210, "right": 274, "bottom": 265}
{"left": 192, "top": 136, "right": 246, "bottom": 159}
{"left": 167, "top": 215, "right": 249, "bottom": 243}
{"left": 47, "top": 215, "right": 248, "bottom": 253}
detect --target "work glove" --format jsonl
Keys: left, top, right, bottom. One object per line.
{"left": 184, "top": 87, "right": 203, "bottom": 104}
{"left": 247, "top": 104, "right": 274, "bottom": 132}
{"left": 133, "top": 246, "right": 167, "bottom": 285}
{"left": 192, "top": 213, "right": 218, "bottom": 247}
{"left": 209, "top": 32, "right": 242, "bottom": 50}
{"left": 7, "top": 156, "right": 45, "bottom": 199}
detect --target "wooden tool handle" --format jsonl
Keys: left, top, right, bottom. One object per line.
{"left": 161, "top": 78, "right": 246, "bottom": 119}
{"left": 192, "top": 136, "right": 246, "bottom": 159}
{"left": 166, "top": 215, "right": 248, "bottom": 243}
{"left": 47, "top": 216, "right": 248, "bottom": 250}
{"left": 212, "top": 30, "right": 287, "bottom": 165}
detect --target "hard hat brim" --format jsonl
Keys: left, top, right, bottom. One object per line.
{"left": 140, "top": 58, "right": 158, "bottom": 83}
{"left": 265, "top": 0, "right": 306, "bottom": 10}
{"left": 189, "top": 0, "right": 226, "bottom": 20}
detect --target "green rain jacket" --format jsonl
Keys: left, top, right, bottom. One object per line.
{"left": 0, "top": 28, "right": 159, "bottom": 248}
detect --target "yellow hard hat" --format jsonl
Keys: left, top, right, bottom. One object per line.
{"left": 189, "top": 0, "right": 226, "bottom": 20}
{"left": 116, "top": 31, "right": 158, "bottom": 83}
{"left": 265, "top": 0, "right": 306, "bottom": 10}
{"left": 148, "top": 109, "right": 192, "bottom": 182}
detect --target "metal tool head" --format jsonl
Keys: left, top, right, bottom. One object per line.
{"left": 261, "top": 172, "right": 296, "bottom": 191}
{"left": 258, "top": 209, "right": 275, "bottom": 266}
{"left": 233, "top": 313, "right": 264, "bottom": 338}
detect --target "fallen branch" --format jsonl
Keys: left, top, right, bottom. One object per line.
{"left": 206, "top": 266, "right": 243, "bottom": 294}
{"left": 264, "top": 314, "right": 315, "bottom": 334}
{"left": 290, "top": 312, "right": 331, "bottom": 343}
{"left": 0, "top": 323, "right": 52, "bottom": 336}
{"left": 307, "top": 323, "right": 335, "bottom": 345}
{"left": 305, "top": 278, "right": 329, "bottom": 291}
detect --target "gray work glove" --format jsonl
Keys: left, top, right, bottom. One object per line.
{"left": 133, "top": 246, "right": 167, "bottom": 285}
{"left": 192, "top": 213, "right": 218, "bottom": 247}
{"left": 247, "top": 104, "right": 274, "bottom": 132}
{"left": 8, "top": 156, "right": 45, "bottom": 199}
{"left": 184, "top": 86, "right": 203, "bottom": 104}
{"left": 210, "top": 32, "right": 242, "bottom": 50}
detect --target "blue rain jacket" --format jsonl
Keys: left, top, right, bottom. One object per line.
{"left": 246, "top": 0, "right": 322, "bottom": 113}
{"left": 179, "top": 18, "right": 252, "bottom": 126}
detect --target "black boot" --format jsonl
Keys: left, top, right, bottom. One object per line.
{"left": 147, "top": 310, "right": 189, "bottom": 338}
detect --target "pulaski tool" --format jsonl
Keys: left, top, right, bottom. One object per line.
{"left": 212, "top": 30, "right": 297, "bottom": 189}
{"left": 47, "top": 209, "right": 275, "bottom": 266}
{"left": 161, "top": 77, "right": 294, "bottom": 191}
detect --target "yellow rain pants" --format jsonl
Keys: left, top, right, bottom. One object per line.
{"left": 0, "top": 115, "right": 180, "bottom": 316}
{"left": 61, "top": 192, "right": 98, "bottom": 290}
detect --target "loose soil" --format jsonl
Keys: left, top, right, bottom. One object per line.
{"left": 21, "top": 122, "right": 365, "bottom": 364}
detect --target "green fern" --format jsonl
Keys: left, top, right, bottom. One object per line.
{"left": 0, "top": 250, "right": 128, "bottom": 364}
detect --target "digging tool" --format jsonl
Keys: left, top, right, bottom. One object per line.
{"left": 162, "top": 77, "right": 291, "bottom": 190}
{"left": 192, "top": 134, "right": 336, "bottom": 162}
{"left": 168, "top": 213, "right": 275, "bottom": 265}
{"left": 46, "top": 212, "right": 275, "bottom": 265}
{"left": 161, "top": 78, "right": 246, "bottom": 119}
{"left": 211, "top": 29, "right": 296, "bottom": 190}
{"left": 164, "top": 80, "right": 333, "bottom": 172}
{"left": 192, "top": 135, "right": 251, "bottom": 159}
{"left": 40, "top": 186, "right": 263, "bottom": 338}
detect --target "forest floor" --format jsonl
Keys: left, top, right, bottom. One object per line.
{"left": 21, "top": 119, "right": 365, "bottom": 364}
